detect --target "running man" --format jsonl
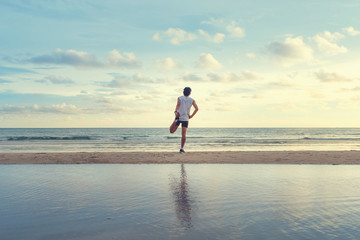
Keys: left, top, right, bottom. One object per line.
{"left": 169, "top": 87, "right": 199, "bottom": 153}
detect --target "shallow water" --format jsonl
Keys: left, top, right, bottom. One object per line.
{"left": 1, "top": 164, "right": 360, "bottom": 240}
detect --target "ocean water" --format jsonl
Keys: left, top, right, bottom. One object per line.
{"left": 1, "top": 128, "right": 360, "bottom": 152}
{"left": 1, "top": 164, "right": 359, "bottom": 240}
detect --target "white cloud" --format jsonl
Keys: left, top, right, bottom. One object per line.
{"left": 266, "top": 36, "right": 313, "bottom": 66}
{"left": 245, "top": 53, "right": 256, "bottom": 59}
{"left": 313, "top": 31, "right": 347, "bottom": 55}
{"left": 38, "top": 75, "right": 75, "bottom": 84}
{"left": 44, "top": 103, "right": 78, "bottom": 113}
{"left": 103, "top": 73, "right": 153, "bottom": 88}
{"left": 201, "top": 17, "right": 224, "bottom": 26}
{"left": 29, "top": 49, "right": 141, "bottom": 69}
{"left": 319, "top": 31, "right": 344, "bottom": 41}
{"left": 30, "top": 49, "right": 100, "bottom": 68}
{"left": 343, "top": 26, "right": 360, "bottom": 36}
{"left": 226, "top": 22, "right": 245, "bottom": 38}
{"left": 314, "top": 70, "right": 352, "bottom": 82}
{"left": 0, "top": 104, "right": 26, "bottom": 113}
{"left": 268, "top": 81, "right": 297, "bottom": 88}
{"left": 215, "top": 105, "right": 235, "bottom": 112}
{"left": 104, "top": 76, "right": 133, "bottom": 88}
{"left": 157, "top": 28, "right": 197, "bottom": 45}
{"left": 156, "top": 57, "right": 180, "bottom": 72}
{"left": 207, "top": 71, "right": 261, "bottom": 82}
{"left": 181, "top": 72, "right": 206, "bottom": 82}
{"left": 241, "top": 71, "right": 262, "bottom": 81}
{"left": 180, "top": 70, "right": 261, "bottom": 82}
{"left": 309, "top": 90, "right": 326, "bottom": 99}
{"left": 196, "top": 53, "right": 222, "bottom": 70}
{"left": 152, "top": 32, "right": 161, "bottom": 41}
{"left": 340, "top": 87, "right": 360, "bottom": 92}
{"left": 106, "top": 49, "right": 141, "bottom": 68}
{"left": 133, "top": 73, "right": 152, "bottom": 83}
{"left": 198, "top": 29, "right": 225, "bottom": 43}
{"left": 0, "top": 103, "right": 79, "bottom": 114}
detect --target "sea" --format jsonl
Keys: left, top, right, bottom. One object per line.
{"left": 1, "top": 128, "right": 360, "bottom": 152}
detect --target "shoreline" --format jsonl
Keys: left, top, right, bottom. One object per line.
{"left": 1, "top": 151, "right": 360, "bottom": 164}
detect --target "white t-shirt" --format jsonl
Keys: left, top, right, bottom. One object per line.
{"left": 178, "top": 96, "right": 194, "bottom": 121}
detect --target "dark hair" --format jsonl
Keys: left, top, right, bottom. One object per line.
{"left": 183, "top": 87, "right": 191, "bottom": 96}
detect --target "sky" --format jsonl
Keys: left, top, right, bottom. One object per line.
{"left": 1, "top": 0, "right": 360, "bottom": 128}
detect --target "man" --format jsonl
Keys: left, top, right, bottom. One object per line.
{"left": 169, "top": 87, "right": 199, "bottom": 153}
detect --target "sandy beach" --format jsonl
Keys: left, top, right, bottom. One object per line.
{"left": 1, "top": 151, "right": 360, "bottom": 164}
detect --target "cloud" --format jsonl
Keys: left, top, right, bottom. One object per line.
{"left": 268, "top": 81, "right": 297, "bottom": 88}
{"left": 343, "top": 26, "right": 360, "bottom": 36}
{"left": 30, "top": 49, "right": 100, "bottom": 67}
{"left": 37, "top": 75, "right": 75, "bottom": 85}
{"left": 198, "top": 29, "right": 225, "bottom": 43}
{"left": 104, "top": 77, "right": 132, "bottom": 88}
{"left": 105, "top": 49, "right": 141, "bottom": 68}
{"left": 0, "top": 66, "right": 36, "bottom": 75}
{"left": 34, "top": 103, "right": 79, "bottom": 114}
{"left": 201, "top": 17, "right": 224, "bottom": 26}
{"left": 181, "top": 72, "right": 206, "bottom": 82}
{"left": 207, "top": 71, "right": 261, "bottom": 82}
{"left": 245, "top": 53, "right": 256, "bottom": 59}
{"left": 196, "top": 53, "right": 222, "bottom": 70}
{"left": 152, "top": 32, "right": 161, "bottom": 41}
{"left": 133, "top": 73, "right": 152, "bottom": 83}
{"left": 153, "top": 28, "right": 197, "bottom": 45}
{"left": 313, "top": 31, "right": 347, "bottom": 55}
{"left": 103, "top": 73, "right": 153, "bottom": 88}
{"left": 0, "top": 102, "right": 135, "bottom": 115}
{"left": 0, "top": 103, "right": 79, "bottom": 114}
{"left": 340, "top": 87, "right": 360, "bottom": 91}
{"left": 241, "top": 71, "right": 262, "bottom": 81}
{"left": 226, "top": 22, "right": 245, "bottom": 38}
{"left": 207, "top": 73, "right": 232, "bottom": 82}
{"left": 179, "top": 70, "right": 261, "bottom": 83}
{"left": 266, "top": 36, "right": 313, "bottom": 66}
{"left": 309, "top": 90, "right": 326, "bottom": 99}
{"left": 215, "top": 105, "right": 235, "bottom": 112}
{"left": 314, "top": 70, "right": 352, "bottom": 82}
{"left": 29, "top": 49, "right": 141, "bottom": 69}
{"left": 0, "top": 104, "right": 26, "bottom": 113}
{"left": 241, "top": 94, "right": 264, "bottom": 99}
{"left": 156, "top": 57, "right": 180, "bottom": 72}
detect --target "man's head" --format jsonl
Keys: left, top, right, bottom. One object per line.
{"left": 183, "top": 87, "right": 192, "bottom": 96}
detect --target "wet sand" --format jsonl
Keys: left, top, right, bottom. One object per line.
{"left": 1, "top": 151, "right": 360, "bottom": 164}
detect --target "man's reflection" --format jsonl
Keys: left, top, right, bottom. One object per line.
{"left": 170, "top": 164, "right": 194, "bottom": 229}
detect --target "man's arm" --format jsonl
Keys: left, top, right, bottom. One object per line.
{"left": 174, "top": 97, "right": 181, "bottom": 116}
{"left": 189, "top": 100, "right": 198, "bottom": 119}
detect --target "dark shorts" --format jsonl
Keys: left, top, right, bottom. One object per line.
{"left": 175, "top": 118, "right": 189, "bottom": 128}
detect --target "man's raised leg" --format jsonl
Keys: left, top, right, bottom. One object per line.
{"left": 170, "top": 121, "right": 179, "bottom": 133}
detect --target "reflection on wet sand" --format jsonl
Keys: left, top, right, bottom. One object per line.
{"left": 170, "top": 164, "right": 194, "bottom": 229}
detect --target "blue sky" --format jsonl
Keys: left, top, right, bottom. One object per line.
{"left": 1, "top": 0, "right": 360, "bottom": 127}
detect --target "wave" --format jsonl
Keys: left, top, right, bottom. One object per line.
{"left": 167, "top": 136, "right": 208, "bottom": 139}
{"left": 5, "top": 135, "right": 360, "bottom": 142}
{"left": 7, "top": 136, "right": 93, "bottom": 141}
{"left": 302, "top": 137, "right": 360, "bottom": 141}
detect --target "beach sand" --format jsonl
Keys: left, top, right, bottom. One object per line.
{"left": 1, "top": 151, "right": 360, "bottom": 164}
